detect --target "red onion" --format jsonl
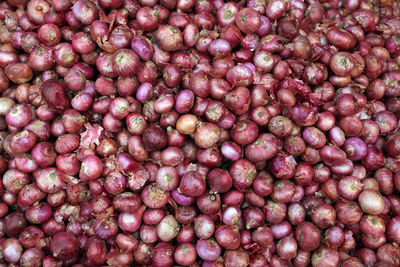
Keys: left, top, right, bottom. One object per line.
{"left": 155, "top": 25, "right": 183, "bottom": 52}
{"left": 178, "top": 171, "right": 206, "bottom": 197}
{"left": 295, "top": 222, "right": 321, "bottom": 251}
{"left": 245, "top": 133, "right": 278, "bottom": 162}
{"left": 326, "top": 27, "right": 356, "bottom": 51}
{"left": 2, "top": 238, "right": 23, "bottom": 263}
{"left": 156, "top": 215, "right": 180, "bottom": 242}
{"left": 311, "top": 246, "right": 340, "bottom": 267}
{"left": 175, "top": 243, "right": 197, "bottom": 266}
{"left": 224, "top": 250, "right": 250, "bottom": 267}
{"left": 376, "top": 243, "right": 400, "bottom": 266}
{"left": 194, "top": 122, "right": 220, "bottom": 149}
{"left": 277, "top": 236, "right": 297, "bottom": 260}
{"left": 358, "top": 190, "right": 386, "bottom": 215}
{"left": 20, "top": 248, "right": 44, "bottom": 266}
{"left": 112, "top": 49, "right": 140, "bottom": 77}
{"left": 269, "top": 152, "right": 297, "bottom": 180}
{"left": 324, "top": 225, "right": 345, "bottom": 249}
{"left": 50, "top": 232, "right": 78, "bottom": 261}
{"left": 141, "top": 183, "right": 169, "bottom": 208}
{"left": 271, "top": 180, "right": 295, "bottom": 203}
{"left": 268, "top": 115, "right": 293, "bottom": 138}
{"left": 196, "top": 239, "right": 221, "bottom": 262}
{"left": 263, "top": 200, "right": 286, "bottom": 224}
{"left": 215, "top": 224, "right": 240, "bottom": 250}
{"left": 0, "top": 0, "right": 398, "bottom": 265}
{"left": 387, "top": 216, "right": 400, "bottom": 243}
{"left": 226, "top": 68, "right": 254, "bottom": 88}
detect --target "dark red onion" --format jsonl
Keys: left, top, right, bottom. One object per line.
{"left": 50, "top": 232, "right": 78, "bottom": 261}
{"left": 295, "top": 222, "right": 321, "bottom": 251}
{"left": 336, "top": 200, "right": 363, "bottom": 225}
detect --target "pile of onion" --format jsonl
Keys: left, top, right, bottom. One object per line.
{"left": 0, "top": 0, "right": 399, "bottom": 266}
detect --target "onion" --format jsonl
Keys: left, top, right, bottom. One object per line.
{"left": 155, "top": 25, "right": 183, "bottom": 52}
{"left": 41, "top": 80, "right": 71, "bottom": 113}
{"left": 175, "top": 243, "right": 197, "bottom": 266}
{"left": 277, "top": 236, "right": 298, "bottom": 260}
{"left": 326, "top": 27, "right": 356, "bottom": 51}
{"left": 196, "top": 239, "right": 221, "bottom": 262}
{"left": 2, "top": 238, "right": 23, "bottom": 263}
{"left": 268, "top": 115, "right": 293, "bottom": 138}
{"left": 157, "top": 215, "right": 180, "bottom": 242}
{"left": 50, "top": 232, "right": 78, "bottom": 261}
{"left": 269, "top": 152, "right": 297, "bottom": 180}
{"left": 230, "top": 159, "right": 257, "bottom": 190}
{"left": 311, "top": 246, "right": 340, "bottom": 267}
{"left": 112, "top": 49, "right": 140, "bottom": 77}
{"left": 194, "top": 122, "right": 220, "bottom": 149}
{"left": 235, "top": 8, "right": 261, "bottom": 34}
{"left": 295, "top": 222, "right": 321, "bottom": 251}
{"left": 358, "top": 190, "right": 385, "bottom": 215}
{"left": 0, "top": 0, "right": 398, "bottom": 264}
{"left": 376, "top": 243, "right": 400, "bottom": 266}
{"left": 215, "top": 225, "right": 240, "bottom": 250}
{"left": 179, "top": 171, "right": 206, "bottom": 197}
{"left": 20, "top": 248, "right": 44, "bottom": 266}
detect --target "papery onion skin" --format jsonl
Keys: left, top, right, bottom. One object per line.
{"left": 41, "top": 80, "right": 71, "bottom": 113}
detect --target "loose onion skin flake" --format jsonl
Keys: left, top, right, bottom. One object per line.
{"left": 0, "top": 0, "right": 400, "bottom": 266}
